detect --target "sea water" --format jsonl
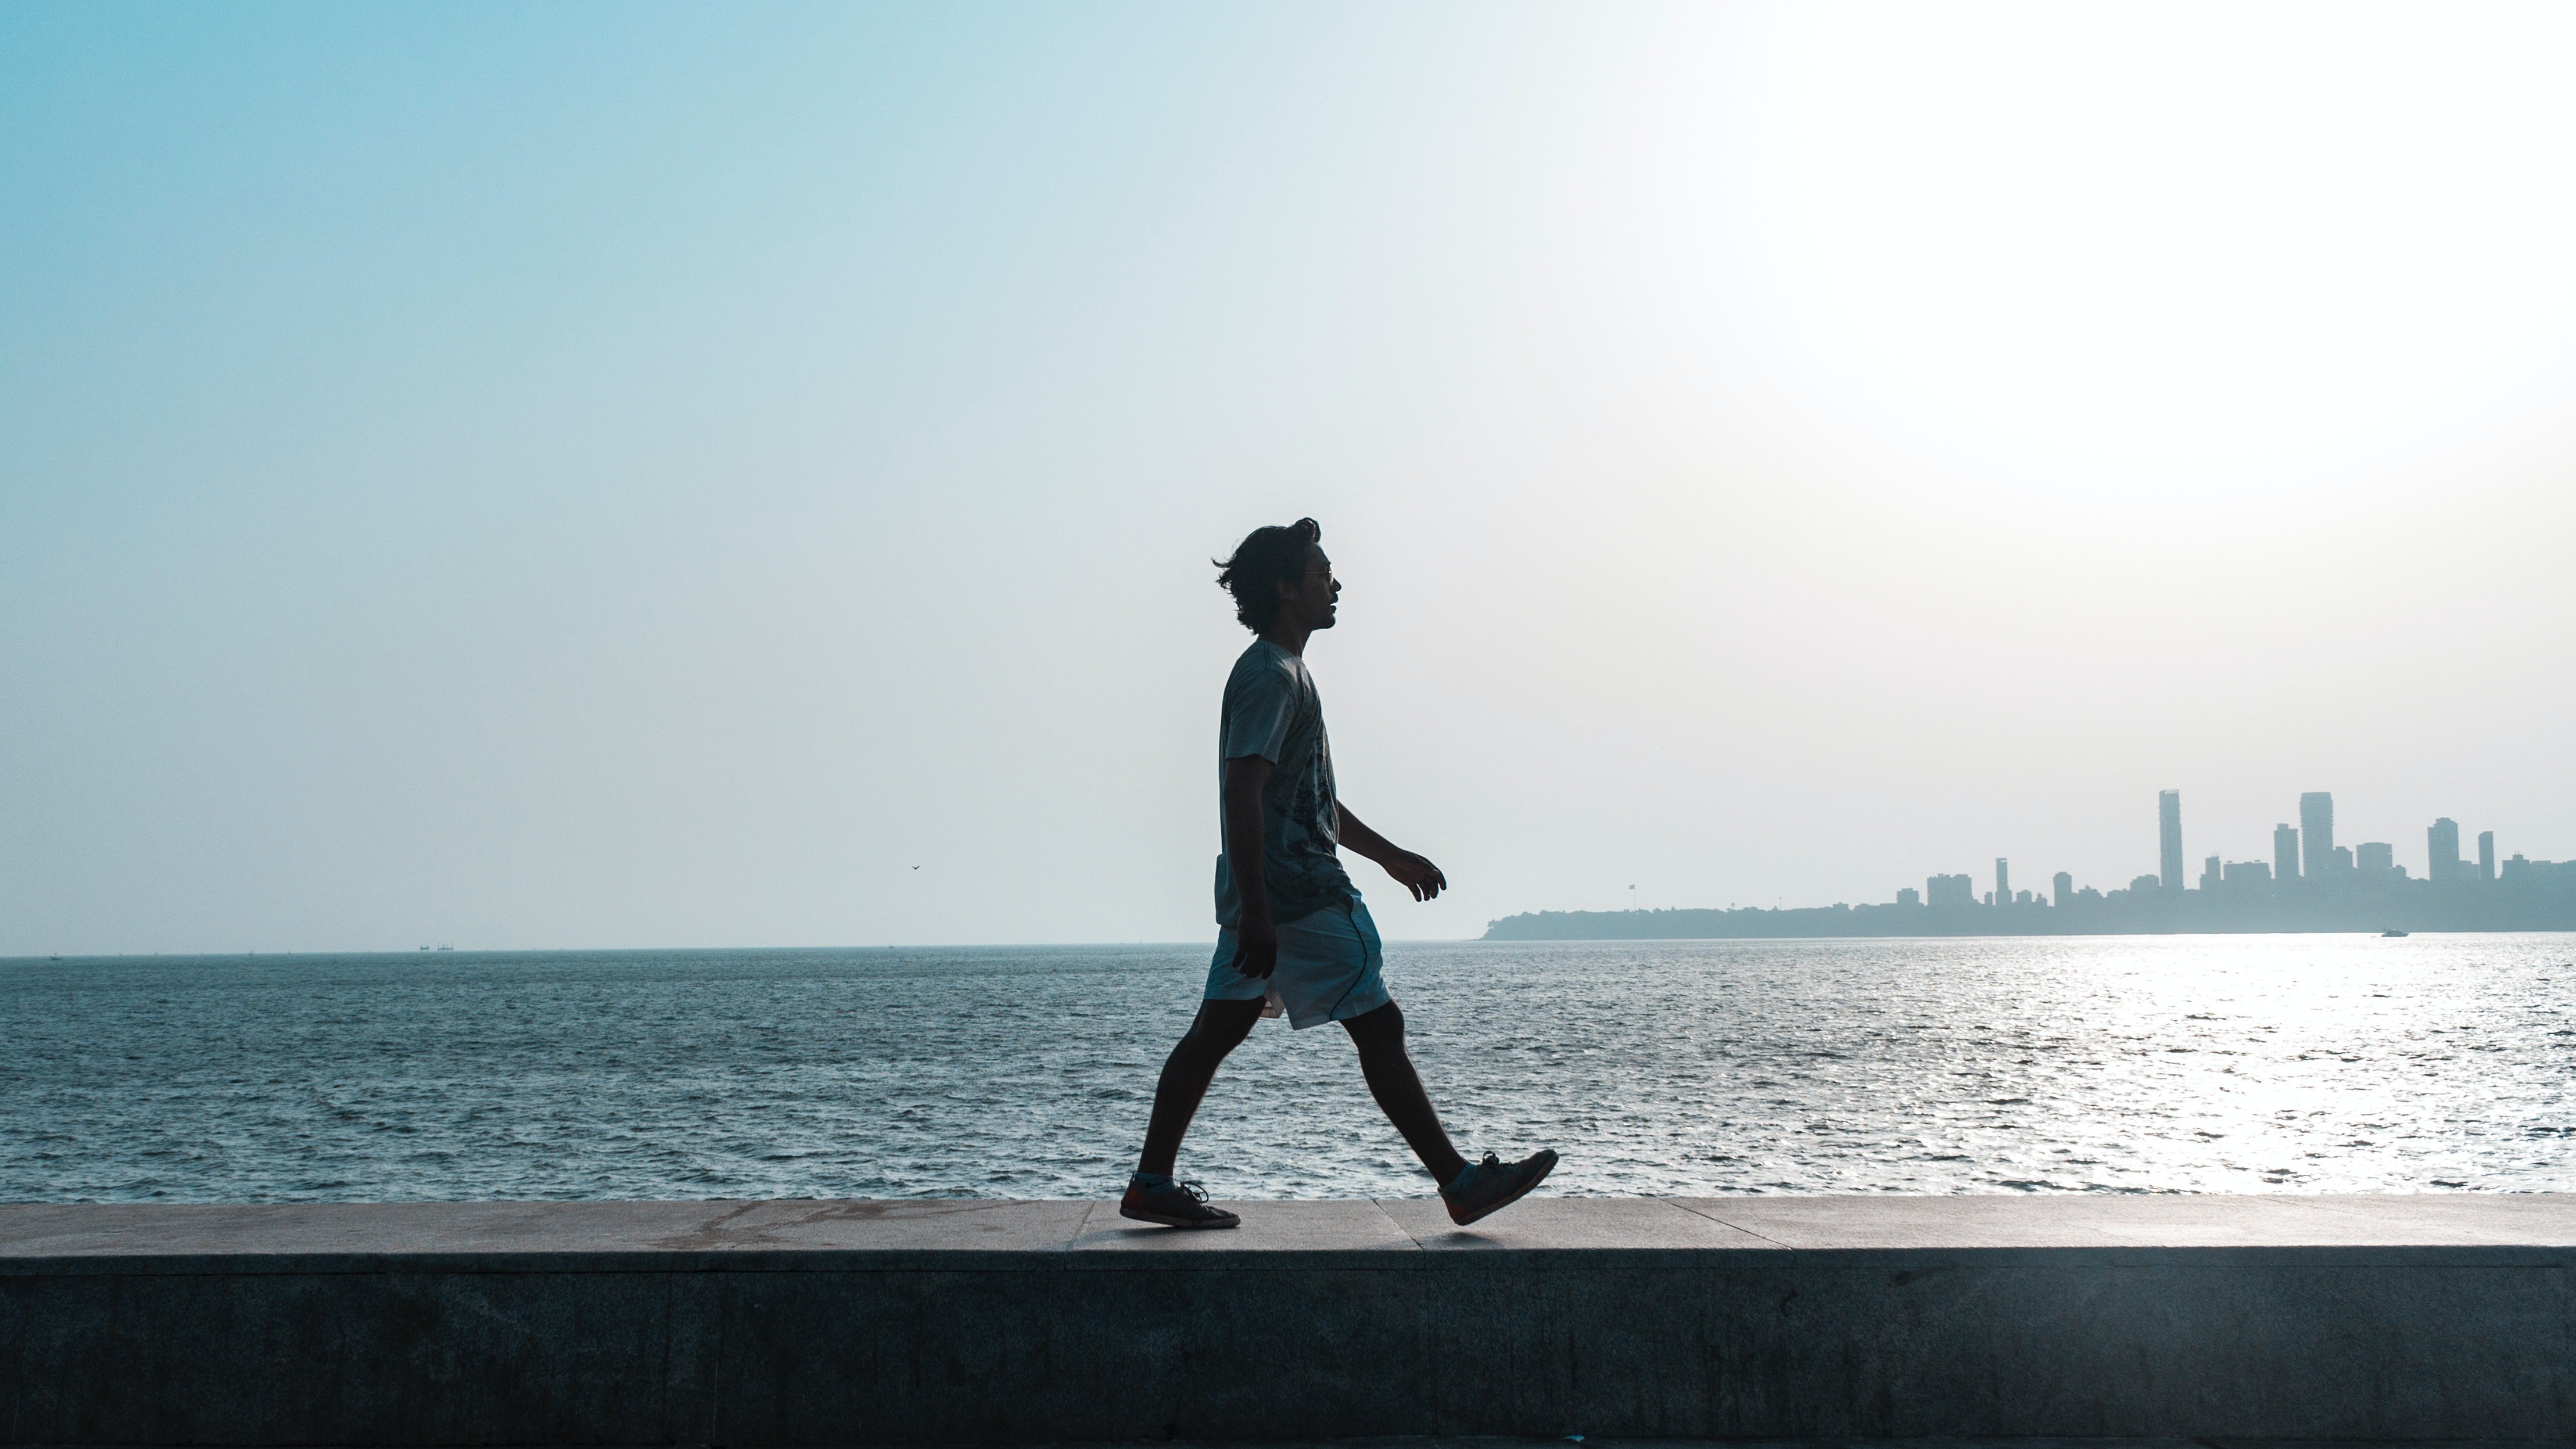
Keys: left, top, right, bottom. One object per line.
{"left": 4, "top": 934, "right": 2571, "bottom": 1201}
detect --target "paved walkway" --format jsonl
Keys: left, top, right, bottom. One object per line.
{"left": 7, "top": 1192, "right": 2576, "bottom": 1266}
{"left": 10, "top": 1196, "right": 2575, "bottom": 1444}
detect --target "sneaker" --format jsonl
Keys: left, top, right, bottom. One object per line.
{"left": 1118, "top": 1175, "right": 1240, "bottom": 1229}
{"left": 1439, "top": 1149, "right": 1558, "bottom": 1226}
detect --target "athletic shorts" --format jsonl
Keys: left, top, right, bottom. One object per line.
{"left": 1203, "top": 896, "right": 1391, "bottom": 1030}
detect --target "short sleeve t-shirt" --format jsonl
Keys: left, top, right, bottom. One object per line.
{"left": 1213, "top": 640, "right": 1356, "bottom": 928}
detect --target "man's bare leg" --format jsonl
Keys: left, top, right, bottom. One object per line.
{"left": 1341, "top": 999, "right": 1471, "bottom": 1187}
{"left": 1135, "top": 998, "right": 1267, "bottom": 1178}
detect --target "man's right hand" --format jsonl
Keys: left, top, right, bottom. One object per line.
{"left": 1230, "top": 910, "right": 1280, "bottom": 980}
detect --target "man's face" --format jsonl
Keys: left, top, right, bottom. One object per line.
{"left": 1277, "top": 543, "right": 1340, "bottom": 631}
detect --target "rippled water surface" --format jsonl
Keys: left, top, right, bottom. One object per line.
{"left": 5, "top": 934, "right": 2573, "bottom": 1201}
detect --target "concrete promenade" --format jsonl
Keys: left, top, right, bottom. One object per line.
{"left": 5, "top": 1195, "right": 2574, "bottom": 1444}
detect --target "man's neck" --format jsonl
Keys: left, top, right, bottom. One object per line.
{"left": 1260, "top": 622, "right": 1312, "bottom": 657}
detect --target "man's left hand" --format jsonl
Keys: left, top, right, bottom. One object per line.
{"left": 1382, "top": 851, "right": 1448, "bottom": 902}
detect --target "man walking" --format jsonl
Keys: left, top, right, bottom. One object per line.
{"left": 1122, "top": 517, "right": 1557, "bottom": 1229}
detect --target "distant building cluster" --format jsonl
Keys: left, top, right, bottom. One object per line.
{"left": 1484, "top": 790, "right": 2576, "bottom": 941}
{"left": 1907, "top": 790, "right": 2576, "bottom": 927}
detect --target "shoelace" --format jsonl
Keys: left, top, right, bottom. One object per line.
{"left": 1171, "top": 1179, "right": 1211, "bottom": 1204}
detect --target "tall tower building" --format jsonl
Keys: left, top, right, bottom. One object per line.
{"left": 2273, "top": 823, "right": 2300, "bottom": 883}
{"left": 2480, "top": 830, "right": 2496, "bottom": 881}
{"left": 2428, "top": 817, "right": 2461, "bottom": 883}
{"left": 2158, "top": 791, "right": 2184, "bottom": 896}
{"left": 2300, "top": 792, "right": 2335, "bottom": 877}
{"left": 2053, "top": 870, "right": 2072, "bottom": 907}
{"left": 1995, "top": 858, "right": 2011, "bottom": 906}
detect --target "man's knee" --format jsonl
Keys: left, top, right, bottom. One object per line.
{"left": 1179, "top": 1000, "right": 1262, "bottom": 1061}
{"left": 1342, "top": 998, "right": 1405, "bottom": 1047}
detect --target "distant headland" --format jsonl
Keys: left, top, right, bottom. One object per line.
{"left": 1486, "top": 788, "right": 2576, "bottom": 939}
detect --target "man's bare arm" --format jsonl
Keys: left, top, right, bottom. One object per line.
{"left": 1223, "top": 755, "right": 1279, "bottom": 978}
{"left": 1337, "top": 803, "right": 1448, "bottom": 902}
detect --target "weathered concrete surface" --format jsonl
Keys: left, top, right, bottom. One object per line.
{"left": 3, "top": 1196, "right": 2572, "bottom": 1444}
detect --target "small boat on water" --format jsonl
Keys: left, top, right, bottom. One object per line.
{"left": 2381, "top": 929, "right": 2410, "bottom": 938}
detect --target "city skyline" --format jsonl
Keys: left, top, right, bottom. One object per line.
{"left": 1489, "top": 787, "right": 2576, "bottom": 940}
{"left": 1892, "top": 788, "right": 2567, "bottom": 913}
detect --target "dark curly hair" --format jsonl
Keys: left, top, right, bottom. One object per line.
{"left": 1214, "top": 518, "right": 1321, "bottom": 633}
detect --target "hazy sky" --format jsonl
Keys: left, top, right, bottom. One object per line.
{"left": 7, "top": 2, "right": 2574, "bottom": 953}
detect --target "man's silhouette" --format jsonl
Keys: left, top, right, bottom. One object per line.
{"left": 1122, "top": 517, "right": 1556, "bottom": 1228}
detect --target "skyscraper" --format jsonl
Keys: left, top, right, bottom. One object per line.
{"left": 2428, "top": 817, "right": 2461, "bottom": 883}
{"left": 2300, "top": 792, "right": 2335, "bottom": 877}
{"left": 2159, "top": 790, "right": 2183, "bottom": 896}
{"left": 2053, "top": 870, "right": 2072, "bottom": 908}
{"left": 2273, "top": 823, "right": 2300, "bottom": 883}
{"left": 1996, "top": 858, "right": 2010, "bottom": 905}
{"left": 2480, "top": 830, "right": 2496, "bottom": 882}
